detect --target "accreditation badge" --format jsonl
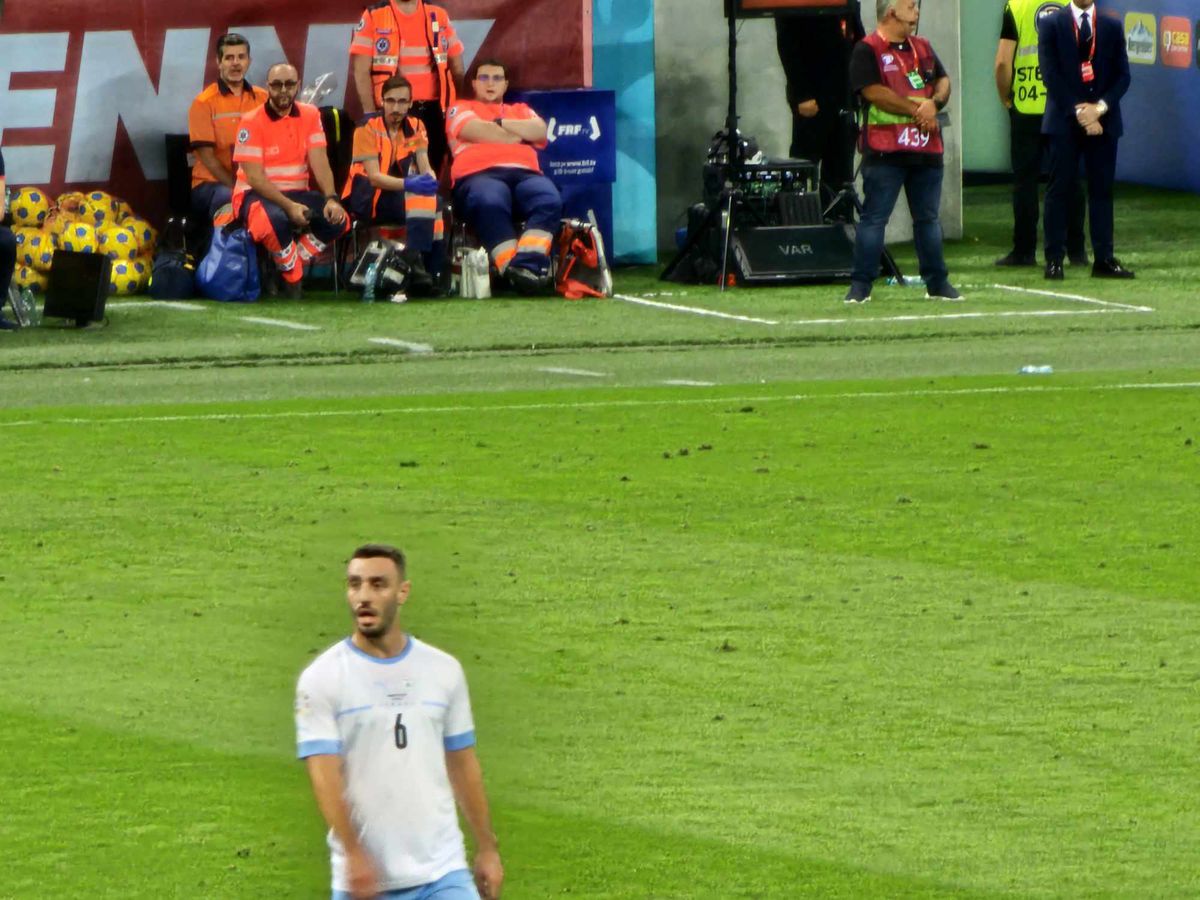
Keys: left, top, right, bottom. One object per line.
{"left": 906, "top": 71, "right": 925, "bottom": 90}
{"left": 1080, "top": 61, "right": 1095, "bottom": 83}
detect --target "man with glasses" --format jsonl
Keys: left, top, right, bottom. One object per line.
{"left": 445, "top": 60, "right": 562, "bottom": 294}
{"left": 343, "top": 75, "right": 443, "bottom": 295}
{"left": 188, "top": 34, "right": 268, "bottom": 228}
{"left": 350, "top": 0, "right": 465, "bottom": 174}
{"left": 232, "top": 63, "right": 349, "bottom": 299}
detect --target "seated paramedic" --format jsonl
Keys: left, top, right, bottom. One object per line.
{"left": 445, "top": 59, "right": 562, "bottom": 293}
{"left": 232, "top": 63, "right": 349, "bottom": 298}
{"left": 188, "top": 33, "right": 268, "bottom": 228}
{"left": 343, "top": 75, "right": 443, "bottom": 295}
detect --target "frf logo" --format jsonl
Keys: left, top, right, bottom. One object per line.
{"left": 1125, "top": 13, "right": 1157, "bottom": 64}
{"left": 1160, "top": 16, "right": 1191, "bottom": 67}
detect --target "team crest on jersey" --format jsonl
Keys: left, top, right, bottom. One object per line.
{"left": 1035, "top": 2, "right": 1061, "bottom": 31}
{"left": 376, "top": 37, "right": 391, "bottom": 53}
{"left": 237, "top": 128, "right": 250, "bottom": 144}
{"left": 882, "top": 53, "right": 894, "bottom": 63}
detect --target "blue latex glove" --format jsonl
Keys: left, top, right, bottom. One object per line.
{"left": 406, "top": 173, "right": 439, "bottom": 196}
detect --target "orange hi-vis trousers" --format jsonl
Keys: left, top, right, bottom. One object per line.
{"left": 240, "top": 190, "right": 350, "bottom": 284}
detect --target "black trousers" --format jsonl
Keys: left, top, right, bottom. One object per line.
{"left": 1045, "top": 128, "right": 1118, "bottom": 263}
{"left": 1010, "top": 109, "right": 1085, "bottom": 258}
{"left": 791, "top": 111, "right": 856, "bottom": 216}
{"left": 411, "top": 100, "right": 449, "bottom": 177}
{"left": 0, "top": 224, "right": 15, "bottom": 300}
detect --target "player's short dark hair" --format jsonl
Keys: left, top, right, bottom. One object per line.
{"left": 351, "top": 544, "right": 407, "bottom": 576}
{"left": 381, "top": 75, "right": 413, "bottom": 98}
{"left": 215, "top": 33, "right": 250, "bottom": 60}
{"left": 474, "top": 58, "right": 508, "bottom": 80}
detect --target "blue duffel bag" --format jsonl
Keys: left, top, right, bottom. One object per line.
{"left": 196, "top": 224, "right": 260, "bottom": 302}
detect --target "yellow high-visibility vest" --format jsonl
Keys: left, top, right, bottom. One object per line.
{"left": 1008, "top": 0, "right": 1069, "bottom": 115}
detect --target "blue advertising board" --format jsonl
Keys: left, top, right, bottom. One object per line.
{"left": 514, "top": 88, "right": 618, "bottom": 256}
{"left": 1100, "top": 3, "right": 1200, "bottom": 191}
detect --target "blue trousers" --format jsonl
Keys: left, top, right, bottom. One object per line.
{"left": 332, "top": 867, "right": 479, "bottom": 900}
{"left": 192, "top": 182, "right": 232, "bottom": 224}
{"left": 453, "top": 168, "right": 561, "bottom": 275}
{"left": 851, "top": 162, "right": 949, "bottom": 292}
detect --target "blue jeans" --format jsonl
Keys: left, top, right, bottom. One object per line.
{"left": 332, "top": 868, "right": 479, "bottom": 900}
{"left": 851, "top": 162, "right": 948, "bottom": 292}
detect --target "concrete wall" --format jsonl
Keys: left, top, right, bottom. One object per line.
{"left": 654, "top": 1, "right": 963, "bottom": 252}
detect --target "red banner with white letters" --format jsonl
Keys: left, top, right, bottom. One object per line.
{"left": 0, "top": 0, "right": 590, "bottom": 219}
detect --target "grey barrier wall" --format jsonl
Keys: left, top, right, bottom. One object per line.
{"left": 654, "top": 0, "right": 962, "bottom": 254}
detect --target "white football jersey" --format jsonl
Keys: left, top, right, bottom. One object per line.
{"left": 295, "top": 636, "right": 477, "bottom": 892}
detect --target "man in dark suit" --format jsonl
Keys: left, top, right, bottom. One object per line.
{"left": 1038, "top": 0, "right": 1133, "bottom": 279}
{"left": 775, "top": 12, "right": 864, "bottom": 219}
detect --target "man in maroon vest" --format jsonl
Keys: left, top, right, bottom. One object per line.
{"left": 845, "top": 0, "right": 958, "bottom": 303}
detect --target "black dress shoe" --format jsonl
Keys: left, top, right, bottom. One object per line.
{"left": 1092, "top": 258, "right": 1135, "bottom": 279}
{"left": 995, "top": 251, "right": 1037, "bottom": 267}
{"left": 1044, "top": 260, "right": 1064, "bottom": 280}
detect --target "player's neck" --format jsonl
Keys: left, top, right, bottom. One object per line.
{"left": 352, "top": 628, "right": 408, "bottom": 658}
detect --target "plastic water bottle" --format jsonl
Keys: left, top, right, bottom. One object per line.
{"left": 1019, "top": 365, "right": 1054, "bottom": 375}
{"left": 362, "top": 261, "right": 379, "bottom": 302}
{"left": 886, "top": 275, "right": 925, "bottom": 287}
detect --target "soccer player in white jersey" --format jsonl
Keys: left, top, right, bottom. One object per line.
{"left": 296, "top": 544, "right": 504, "bottom": 900}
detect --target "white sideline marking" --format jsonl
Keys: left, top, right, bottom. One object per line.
{"left": 107, "top": 301, "right": 207, "bottom": 311}
{"left": 787, "top": 308, "right": 1140, "bottom": 326}
{"left": 239, "top": 316, "right": 320, "bottom": 331}
{"left": 988, "top": 284, "right": 1153, "bottom": 312}
{"left": 4, "top": 381, "right": 1198, "bottom": 429}
{"left": 369, "top": 337, "right": 433, "bottom": 353}
{"left": 662, "top": 379, "right": 716, "bottom": 387}
{"left": 538, "top": 366, "right": 609, "bottom": 378}
{"left": 613, "top": 293, "right": 778, "bottom": 325}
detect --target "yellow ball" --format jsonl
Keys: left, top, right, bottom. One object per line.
{"left": 113, "top": 200, "right": 134, "bottom": 223}
{"left": 131, "top": 254, "right": 154, "bottom": 290}
{"left": 10, "top": 188, "right": 51, "bottom": 226}
{"left": 108, "top": 259, "right": 144, "bottom": 296}
{"left": 56, "top": 192, "right": 87, "bottom": 216}
{"left": 59, "top": 222, "right": 98, "bottom": 254}
{"left": 21, "top": 233, "right": 55, "bottom": 272}
{"left": 14, "top": 265, "right": 49, "bottom": 293}
{"left": 80, "top": 198, "right": 111, "bottom": 229}
{"left": 123, "top": 218, "right": 158, "bottom": 254}
{"left": 99, "top": 225, "right": 139, "bottom": 260}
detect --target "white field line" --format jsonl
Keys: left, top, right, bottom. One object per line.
{"left": 538, "top": 366, "right": 609, "bottom": 378}
{"left": 239, "top": 316, "right": 321, "bottom": 331}
{"left": 106, "top": 301, "right": 207, "bottom": 311}
{"left": 987, "top": 283, "right": 1153, "bottom": 312}
{"left": 612, "top": 293, "right": 779, "bottom": 325}
{"left": 4, "top": 381, "right": 1198, "bottom": 429}
{"left": 368, "top": 337, "right": 433, "bottom": 353}
{"left": 787, "top": 308, "right": 1140, "bottom": 326}
{"left": 662, "top": 379, "right": 716, "bottom": 386}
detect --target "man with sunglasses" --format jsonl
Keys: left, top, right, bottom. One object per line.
{"left": 188, "top": 33, "right": 268, "bottom": 229}
{"left": 351, "top": 0, "right": 466, "bottom": 174}
{"left": 445, "top": 60, "right": 562, "bottom": 294}
{"left": 232, "top": 63, "right": 349, "bottom": 298}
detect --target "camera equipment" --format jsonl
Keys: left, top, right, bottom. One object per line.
{"left": 662, "top": 0, "right": 868, "bottom": 287}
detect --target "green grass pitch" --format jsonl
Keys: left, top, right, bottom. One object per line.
{"left": 0, "top": 185, "right": 1198, "bottom": 898}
